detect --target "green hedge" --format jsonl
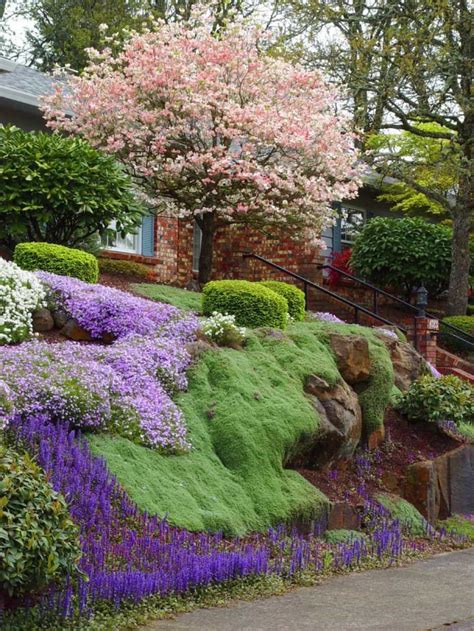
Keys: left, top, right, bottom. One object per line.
{"left": 98, "top": 257, "right": 153, "bottom": 279}
{"left": 0, "top": 445, "right": 81, "bottom": 595}
{"left": 440, "top": 315, "right": 474, "bottom": 353}
{"left": 14, "top": 242, "right": 99, "bottom": 283}
{"left": 258, "top": 281, "right": 305, "bottom": 321}
{"left": 202, "top": 280, "right": 288, "bottom": 329}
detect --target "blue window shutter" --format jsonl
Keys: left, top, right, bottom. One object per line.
{"left": 141, "top": 215, "right": 155, "bottom": 257}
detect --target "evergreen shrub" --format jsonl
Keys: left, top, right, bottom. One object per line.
{"left": 258, "top": 280, "right": 305, "bottom": 321}
{"left": 0, "top": 444, "right": 81, "bottom": 596}
{"left": 14, "top": 242, "right": 99, "bottom": 283}
{"left": 202, "top": 280, "right": 288, "bottom": 329}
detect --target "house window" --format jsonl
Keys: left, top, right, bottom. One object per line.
{"left": 340, "top": 207, "right": 367, "bottom": 247}
{"left": 192, "top": 220, "right": 202, "bottom": 272}
{"left": 103, "top": 221, "right": 142, "bottom": 254}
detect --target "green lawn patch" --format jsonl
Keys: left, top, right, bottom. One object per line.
{"left": 132, "top": 283, "right": 202, "bottom": 312}
{"left": 90, "top": 321, "right": 394, "bottom": 535}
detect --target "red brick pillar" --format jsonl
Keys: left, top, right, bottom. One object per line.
{"left": 415, "top": 316, "right": 439, "bottom": 366}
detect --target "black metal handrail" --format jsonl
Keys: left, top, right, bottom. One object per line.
{"left": 242, "top": 253, "right": 408, "bottom": 334}
{"left": 320, "top": 262, "right": 474, "bottom": 351}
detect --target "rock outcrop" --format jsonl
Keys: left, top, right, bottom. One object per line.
{"left": 377, "top": 335, "right": 425, "bottom": 391}
{"left": 304, "top": 374, "right": 362, "bottom": 467}
{"left": 403, "top": 444, "right": 474, "bottom": 523}
{"left": 328, "top": 334, "right": 371, "bottom": 385}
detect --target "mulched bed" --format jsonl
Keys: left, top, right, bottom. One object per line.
{"left": 296, "top": 408, "right": 463, "bottom": 505}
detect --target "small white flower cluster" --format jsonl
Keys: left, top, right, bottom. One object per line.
{"left": 201, "top": 311, "right": 246, "bottom": 346}
{"left": 0, "top": 258, "right": 46, "bottom": 344}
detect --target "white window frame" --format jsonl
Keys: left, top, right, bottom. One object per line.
{"left": 103, "top": 220, "right": 142, "bottom": 254}
{"left": 340, "top": 206, "right": 367, "bottom": 247}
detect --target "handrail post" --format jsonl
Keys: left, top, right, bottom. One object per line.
{"left": 373, "top": 290, "right": 378, "bottom": 314}
{"left": 304, "top": 282, "right": 308, "bottom": 310}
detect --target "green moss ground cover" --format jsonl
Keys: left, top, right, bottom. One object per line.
{"left": 90, "top": 321, "right": 394, "bottom": 535}
{"left": 377, "top": 493, "right": 427, "bottom": 536}
{"left": 132, "top": 283, "right": 202, "bottom": 312}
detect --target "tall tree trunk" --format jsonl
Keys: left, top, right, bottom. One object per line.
{"left": 447, "top": 126, "right": 472, "bottom": 315}
{"left": 197, "top": 212, "right": 215, "bottom": 285}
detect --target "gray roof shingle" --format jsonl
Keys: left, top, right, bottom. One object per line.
{"left": 0, "top": 60, "right": 56, "bottom": 99}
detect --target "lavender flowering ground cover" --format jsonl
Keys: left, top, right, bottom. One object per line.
{"left": 0, "top": 327, "right": 198, "bottom": 452}
{"left": 4, "top": 414, "right": 461, "bottom": 627}
{"left": 37, "top": 271, "right": 198, "bottom": 341}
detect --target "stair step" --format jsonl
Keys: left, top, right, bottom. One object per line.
{"left": 437, "top": 348, "right": 474, "bottom": 375}
{"left": 438, "top": 366, "right": 474, "bottom": 384}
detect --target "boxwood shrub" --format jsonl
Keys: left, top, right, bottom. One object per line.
{"left": 258, "top": 280, "right": 305, "bottom": 321}
{"left": 14, "top": 242, "right": 99, "bottom": 283}
{"left": 0, "top": 444, "right": 81, "bottom": 596}
{"left": 440, "top": 315, "right": 474, "bottom": 352}
{"left": 202, "top": 280, "right": 288, "bottom": 329}
{"left": 98, "top": 257, "right": 154, "bottom": 280}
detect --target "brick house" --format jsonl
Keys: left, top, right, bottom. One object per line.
{"left": 102, "top": 178, "right": 402, "bottom": 287}
{"left": 0, "top": 57, "right": 403, "bottom": 286}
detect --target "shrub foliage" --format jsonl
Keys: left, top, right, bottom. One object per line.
{"left": 396, "top": 374, "right": 474, "bottom": 425}
{"left": 350, "top": 217, "right": 452, "bottom": 296}
{"left": 0, "top": 444, "right": 81, "bottom": 596}
{"left": 0, "top": 126, "right": 143, "bottom": 248}
{"left": 258, "top": 281, "right": 305, "bottom": 321}
{"left": 440, "top": 315, "right": 474, "bottom": 352}
{"left": 98, "top": 258, "right": 154, "bottom": 280}
{"left": 15, "top": 242, "right": 99, "bottom": 283}
{"left": 202, "top": 280, "right": 288, "bottom": 329}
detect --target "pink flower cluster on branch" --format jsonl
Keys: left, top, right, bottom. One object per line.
{"left": 42, "top": 15, "right": 361, "bottom": 248}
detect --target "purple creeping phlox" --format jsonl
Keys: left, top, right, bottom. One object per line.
{"left": 0, "top": 330, "right": 197, "bottom": 451}
{"left": 6, "top": 416, "right": 458, "bottom": 621}
{"left": 37, "top": 271, "right": 199, "bottom": 340}
{"left": 310, "top": 312, "right": 345, "bottom": 324}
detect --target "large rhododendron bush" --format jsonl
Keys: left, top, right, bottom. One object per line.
{"left": 42, "top": 11, "right": 361, "bottom": 282}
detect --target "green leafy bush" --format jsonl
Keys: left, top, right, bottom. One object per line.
{"left": 396, "top": 374, "right": 474, "bottom": 425}
{"left": 0, "top": 126, "right": 143, "bottom": 248}
{"left": 350, "top": 217, "right": 452, "bottom": 297}
{"left": 14, "top": 242, "right": 99, "bottom": 283}
{"left": 440, "top": 315, "right": 474, "bottom": 352}
{"left": 0, "top": 445, "right": 81, "bottom": 596}
{"left": 258, "top": 281, "right": 305, "bottom": 321}
{"left": 98, "top": 258, "right": 154, "bottom": 279}
{"left": 202, "top": 280, "right": 288, "bottom": 329}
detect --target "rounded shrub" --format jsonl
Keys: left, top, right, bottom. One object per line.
{"left": 0, "top": 258, "right": 45, "bottom": 344}
{"left": 258, "top": 280, "right": 305, "bottom": 321}
{"left": 202, "top": 280, "right": 288, "bottom": 329}
{"left": 14, "top": 242, "right": 99, "bottom": 283}
{"left": 98, "top": 257, "right": 154, "bottom": 280}
{"left": 396, "top": 374, "right": 474, "bottom": 425}
{"left": 350, "top": 217, "right": 452, "bottom": 297}
{"left": 440, "top": 315, "right": 474, "bottom": 353}
{"left": 0, "top": 444, "right": 81, "bottom": 596}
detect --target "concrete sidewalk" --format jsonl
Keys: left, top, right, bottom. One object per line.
{"left": 144, "top": 548, "right": 474, "bottom": 631}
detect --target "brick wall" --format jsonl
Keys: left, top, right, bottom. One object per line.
{"left": 103, "top": 216, "right": 323, "bottom": 288}
{"left": 176, "top": 221, "right": 323, "bottom": 288}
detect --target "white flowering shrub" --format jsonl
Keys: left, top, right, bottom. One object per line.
{"left": 0, "top": 258, "right": 45, "bottom": 344}
{"left": 201, "top": 312, "right": 246, "bottom": 348}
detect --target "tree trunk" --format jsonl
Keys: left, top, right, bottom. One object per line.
{"left": 197, "top": 213, "right": 215, "bottom": 285}
{"left": 447, "top": 194, "right": 471, "bottom": 315}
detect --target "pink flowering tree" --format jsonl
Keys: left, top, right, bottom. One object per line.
{"left": 42, "top": 15, "right": 361, "bottom": 283}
